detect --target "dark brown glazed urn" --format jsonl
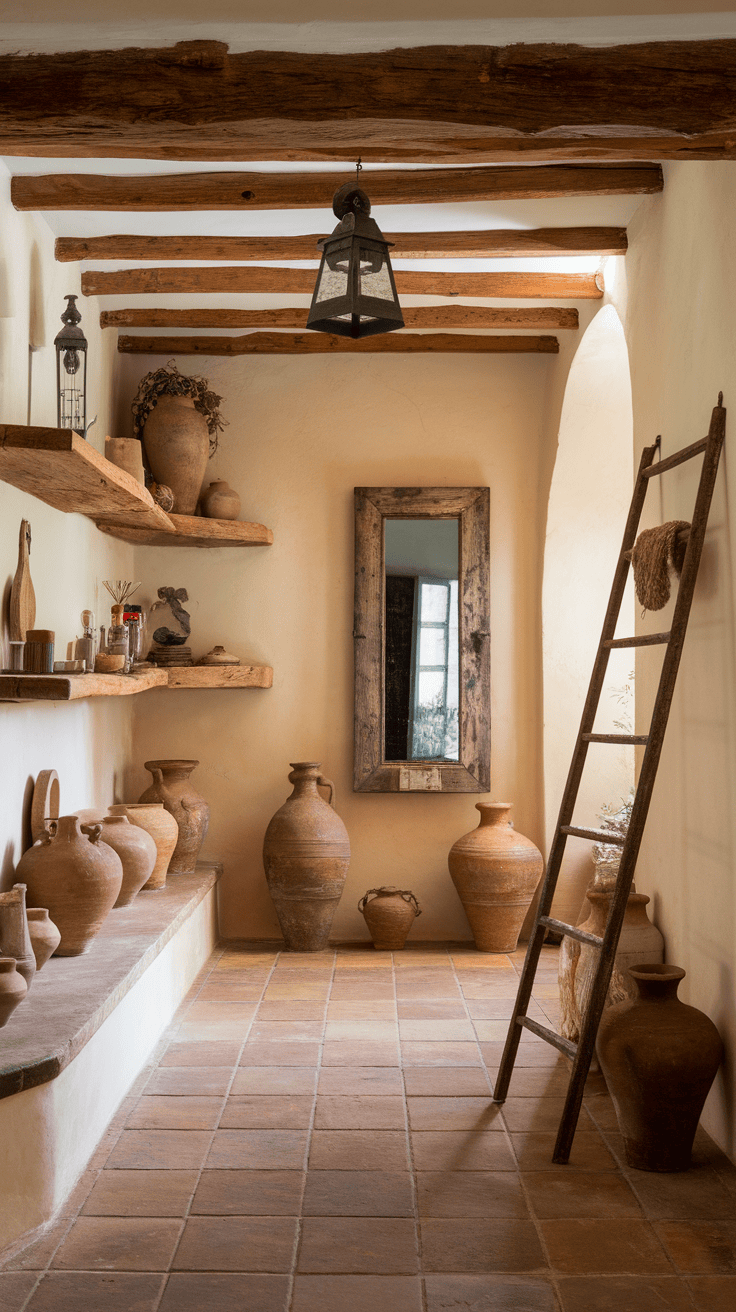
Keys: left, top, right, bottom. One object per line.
{"left": 263, "top": 762, "right": 350, "bottom": 952}
{"left": 596, "top": 963, "right": 724, "bottom": 1172}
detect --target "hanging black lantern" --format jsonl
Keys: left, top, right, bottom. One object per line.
{"left": 54, "top": 294, "right": 88, "bottom": 435}
{"left": 306, "top": 179, "right": 404, "bottom": 339}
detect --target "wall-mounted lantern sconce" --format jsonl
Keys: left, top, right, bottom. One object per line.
{"left": 54, "top": 294, "right": 87, "bottom": 434}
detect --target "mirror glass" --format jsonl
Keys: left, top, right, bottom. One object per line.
{"left": 384, "top": 518, "right": 460, "bottom": 762}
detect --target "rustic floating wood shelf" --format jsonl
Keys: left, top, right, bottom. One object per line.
{"left": 98, "top": 514, "right": 273, "bottom": 548}
{"left": 0, "top": 665, "right": 273, "bottom": 701}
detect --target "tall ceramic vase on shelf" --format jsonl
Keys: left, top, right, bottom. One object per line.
{"left": 26, "top": 908, "right": 61, "bottom": 970}
{"left": 142, "top": 395, "right": 209, "bottom": 515}
{"left": 263, "top": 762, "right": 350, "bottom": 952}
{"left": 98, "top": 815, "right": 157, "bottom": 907}
{"left": 108, "top": 802, "right": 179, "bottom": 890}
{"left": 138, "top": 761, "right": 209, "bottom": 875}
{"left": 448, "top": 802, "right": 543, "bottom": 953}
{"left": 0, "top": 883, "right": 36, "bottom": 990}
{"left": 597, "top": 964, "right": 724, "bottom": 1172}
{"left": 16, "top": 816, "right": 123, "bottom": 956}
{"left": 0, "top": 959, "right": 27, "bottom": 1028}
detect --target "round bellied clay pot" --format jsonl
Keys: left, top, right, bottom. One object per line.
{"left": 201, "top": 480, "right": 241, "bottom": 521}
{"left": 26, "top": 908, "right": 62, "bottom": 970}
{"left": 448, "top": 802, "right": 543, "bottom": 953}
{"left": 138, "top": 761, "right": 209, "bottom": 876}
{"left": 0, "top": 883, "right": 36, "bottom": 990}
{"left": 0, "top": 958, "right": 27, "bottom": 1028}
{"left": 99, "top": 815, "right": 157, "bottom": 907}
{"left": 359, "top": 886, "right": 421, "bottom": 950}
{"left": 142, "top": 395, "right": 210, "bottom": 515}
{"left": 17, "top": 816, "right": 123, "bottom": 956}
{"left": 597, "top": 963, "right": 724, "bottom": 1172}
{"left": 108, "top": 802, "right": 179, "bottom": 890}
{"left": 263, "top": 762, "right": 350, "bottom": 952}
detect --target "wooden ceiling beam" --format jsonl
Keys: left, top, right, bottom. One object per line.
{"left": 58, "top": 228, "right": 627, "bottom": 262}
{"left": 16, "top": 166, "right": 660, "bottom": 212}
{"left": 117, "top": 333, "right": 560, "bottom": 356}
{"left": 0, "top": 41, "right": 733, "bottom": 162}
{"left": 83, "top": 268, "right": 603, "bottom": 299}
{"left": 102, "top": 306, "right": 579, "bottom": 331}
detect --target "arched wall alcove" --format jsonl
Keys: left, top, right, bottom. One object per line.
{"left": 542, "top": 304, "right": 636, "bottom": 924}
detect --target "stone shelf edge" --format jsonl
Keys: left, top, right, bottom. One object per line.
{"left": 0, "top": 861, "right": 221, "bottom": 1100}
{"left": 0, "top": 666, "right": 273, "bottom": 699}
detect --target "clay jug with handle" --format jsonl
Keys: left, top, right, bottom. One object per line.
{"left": 138, "top": 761, "right": 209, "bottom": 875}
{"left": 17, "top": 816, "right": 123, "bottom": 956}
{"left": 263, "top": 762, "right": 351, "bottom": 952}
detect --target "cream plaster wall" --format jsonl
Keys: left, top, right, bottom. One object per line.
{"left": 113, "top": 348, "right": 551, "bottom": 941}
{"left": 0, "top": 162, "right": 137, "bottom": 886}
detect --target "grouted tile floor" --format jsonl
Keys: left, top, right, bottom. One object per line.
{"left": 2, "top": 943, "right": 736, "bottom": 1312}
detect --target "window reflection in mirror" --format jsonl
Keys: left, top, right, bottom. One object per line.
{"left": 384, "top": 518, "right": 459, "bottom": 762}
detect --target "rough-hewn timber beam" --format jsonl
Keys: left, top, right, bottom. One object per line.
{"left": 102, "top": 306, "right": 579, "bottom": 331}
{"left": 117, "top": 333, "right": 560, "bottom": 356}
{"left": 84, "top": 269, "right": 603, "bottom": 299}
{"left": 58, "top": 228, "right": 628, "bottom": 262}
{"left": 17, "top": 166, "right": 660, "bottom": 212}
{"left": 0, "top": 41, "right": 734, "bottom": 162}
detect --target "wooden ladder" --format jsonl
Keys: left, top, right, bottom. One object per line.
{"left": 492, "top": 393, "right": 727, "bottom": 1164}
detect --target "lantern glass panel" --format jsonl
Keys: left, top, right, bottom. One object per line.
{"left": 359, "top": 247, "right": 394, "bottom": 301}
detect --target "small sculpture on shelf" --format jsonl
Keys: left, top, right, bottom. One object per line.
{"left": 148, "top": 587, "right": 193, "bottom": 667}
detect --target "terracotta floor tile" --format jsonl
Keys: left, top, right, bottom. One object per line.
{"left": 330, "top": 984, "right": 395, "bottom": 999}
{"left": 420, "top": 1217, "right": 545, "bottom": 1272}
{"left": 402, "top": 1068, "right": 492, "bottom": 1096}
{"left": 191, "top": 1170, "right": 304, "bottom": 1216}
{"left": 302, "top": 1171, "right": 414, "bottom": 1217}
{"left": 197, "top": 983, "right": 266, "bottom": 1001}
{"left": 326, "top": 1001, "right": 396, "bottom": 1019}
{"left": 297, "top": 1217, "right": 418, "bottom": 1273}
{"left": 481, "top": 1042, "right": 563, "bottom": 1070}
{"left": 314, "top": 1096, "right": 406, "bottom": 1130}
{"left": 309, "top": 1130, "right": 409, "bottom": 1171}
{"left": 240, "top": 1042, "right": 321, "bottom": 1066}
{"left": 0, "top": 1273, "right": 37, "bottom": 1312}
{"left": 206, "top": 1129, "right": 308, "bottom": 1170}
{"left": 401, "top": 1042, "right": 482, "bottom": 1067}
{"left": 687, "top": 1275, "right": 736, "bottom": 1310}
{"left": 176, "top": 1002, "right": 257, "bottom": 1039}
{"left": 424, "top": 1274, "right": 556, "bottom": 1311}
{"left": 126, "top": 1095, "right": 223, "bottom": 1131}
{"left": 219, "top": 1095, "right": 314, "bottom": 1129}
{"left": 160, "top": 1040, "right": 240, "bottom": 1067}
{"left": 397, "top": 1001, "right": 467, "bottom": 1019}
{"left": 263, "top": 983, "right": 331, "bottom": 1000}
{"left": 321, "top": 1042, "right": 399, "bottom": 1067}
{"left": 466, "top": 999, "right": 540, "bottom": 1020}
{"left": 158, "top": 1272, "right": 289, "bottom": 1312}
{"left": 231, "top": 1067, "right": 317, "bottom": 1095}
{"left": 541, "top": 1218, "right": 672, "bottom": 1274}
{"left": 249, "top": 1021, "right": 325, "bottom": 1043}
{"left": 556, "top": 1275, "right": 693, "bottom": 1311}
{"left": 626, "top": 1167, "right": 736, "bottom": 1220}
{"left": 325, "top": 1021, "right": 399, "bottom": 1042}
{"left": 318, "top": 1067, "right": 404, "bottom": 1096}
{"left": 655, "top": 1221, "right": 736, "bottom": 1274}
{"left": 504, "top": 1067, "right": 572, "bottom": 1097}
{"left": 172, "top": 1216, "right": 298, "bottom": 1271}
{"left": 81, "top": 1170, "right": 198, "bottom": 1217}
{"left": 524, "top": 1171, "right": 642, "bottom": 1219}
{"left": 513, "top": 1132, "right": 617, "bottom": 1172}
{"left": 51, "top": 1218, "right": 180, "bottom": 1271}
{"left": 399, "top": 1020, "right": 476, "bottom": 1042}
{"left": 472, "top": 1019, "right": 519, "bottom": 1042}
{"left": 25, "top": 1273, "right": 165, "bottom": 1312}
{"left": 106, "top": 1130, "right": 211, "bottom": 1171}
{"left": 3, "top": 1220, "right": 73, "bottom": 1271}
{"left": 144, "top": 1067, "right": 233, "bottom": 1096}
{"left": 395, "top": 983, "right": 461, "bottom": 999}
{"left": 416, "top": 1171, "right": 529, "bottom": 1218}
{"left": 411, "top": 1132, "right": 516, "bottom": 1172}
{"left": 407, "top": 1097, "right": 503, "bottom": 1132}
{"left": 291, "top": 1274, "right": 422, "bottom": 1312}
{"left": 258, "top": 1001, "right": 327, "bottom": 1020}
{"left": 501, "top": 1098, "right": 594, "bottom": 1134}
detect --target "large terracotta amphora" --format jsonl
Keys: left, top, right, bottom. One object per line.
{"left": 263, "top": 762, "right": 350, "bottom": 952}
{"left": 17, "top": 816, "right": 123, "bottom": 956}
{"left": 597, "top": 964, "right": 724, "bottom": 1172}
{"left": 108, "top": 802, "right": 179, "bottom": 889}
{"left": 138, "top": 760, "right": 209, "bottom": 875}
{"left": 142, "top": 395, "right": 210, "bottom": 515}
{"left": 448, "top": 802, "right": 543, "bottom": 953}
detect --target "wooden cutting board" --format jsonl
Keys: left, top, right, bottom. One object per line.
{"left": 9, "top": 519, "right": 36, "bottom": 642}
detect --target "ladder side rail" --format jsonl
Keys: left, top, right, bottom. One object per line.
{"left": 492, "top": 441, "right": 659, "bottom": 1103}
{"left": 552, "top": 399, "right": 726, "bottom": 1163}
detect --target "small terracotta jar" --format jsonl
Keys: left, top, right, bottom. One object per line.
{"left": 0, "top": 958, "right": 27, "bottom": 1028}
{"left": 359, "top": 887, "right": 421, "bottom": 950}
{"left": 0, "top": 883, "right": 36, "bottom": 990}
{"left": 597, "top": 963, "right": 724, "bottom": 1172}
{"left": 99, "top": 815, "right": 157, "bottom": 907}
{"left": 138, "top": 761, "right": 210, "bottom": 876}
{"left": 448, "top": 803, "right": 543, "bottom": 953}
{"left": 26, "top": 908, "right": 62, "bottom": 970}
{"left": 201, "top": 480, "right": 241, "bottom": 521}
{"left": 17, "top": 815, "right": 124, "bottom": 956}
{"left": 108, "top": 803, "right": 179, "bottom": 890}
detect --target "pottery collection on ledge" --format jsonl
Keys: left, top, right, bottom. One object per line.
{"left": 16, "top": 816, "right": 123, "bottom": 956}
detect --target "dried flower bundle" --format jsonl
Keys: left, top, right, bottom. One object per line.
{"left": 131, "top": 360, "right": 228, "bottom": 454}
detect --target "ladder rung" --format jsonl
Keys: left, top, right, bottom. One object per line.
{"left": 603, "top": 632, "right": 671, "bottom": 649}
{"left": 561, "top": 825, "right": 626, "bottom": 846}
{"left": 539, "top": 916, "right": 604, "bottom": 948}
{"left": 642, "top": 438, "right": 706, "bottom": 477}
{"left": 519, "top": 1016, "right": 578, "bottom": 1060}
{"left": 582, "top": 733, "right": 649, "bottom": 745}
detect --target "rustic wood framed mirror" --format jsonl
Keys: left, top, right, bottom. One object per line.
{"left": 354, "top": 486, "right": 490, "bottom": 793}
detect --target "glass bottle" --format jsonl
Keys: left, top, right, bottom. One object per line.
{"left": 74, "top": 609, "right": 96, "bottom": 672}
{"left": 106, "top": 604, "right": 130, "bottom": 672}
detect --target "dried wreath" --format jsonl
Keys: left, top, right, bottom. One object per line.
{"left": 131, "top": 361, "right": 228, "bottom": 455}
